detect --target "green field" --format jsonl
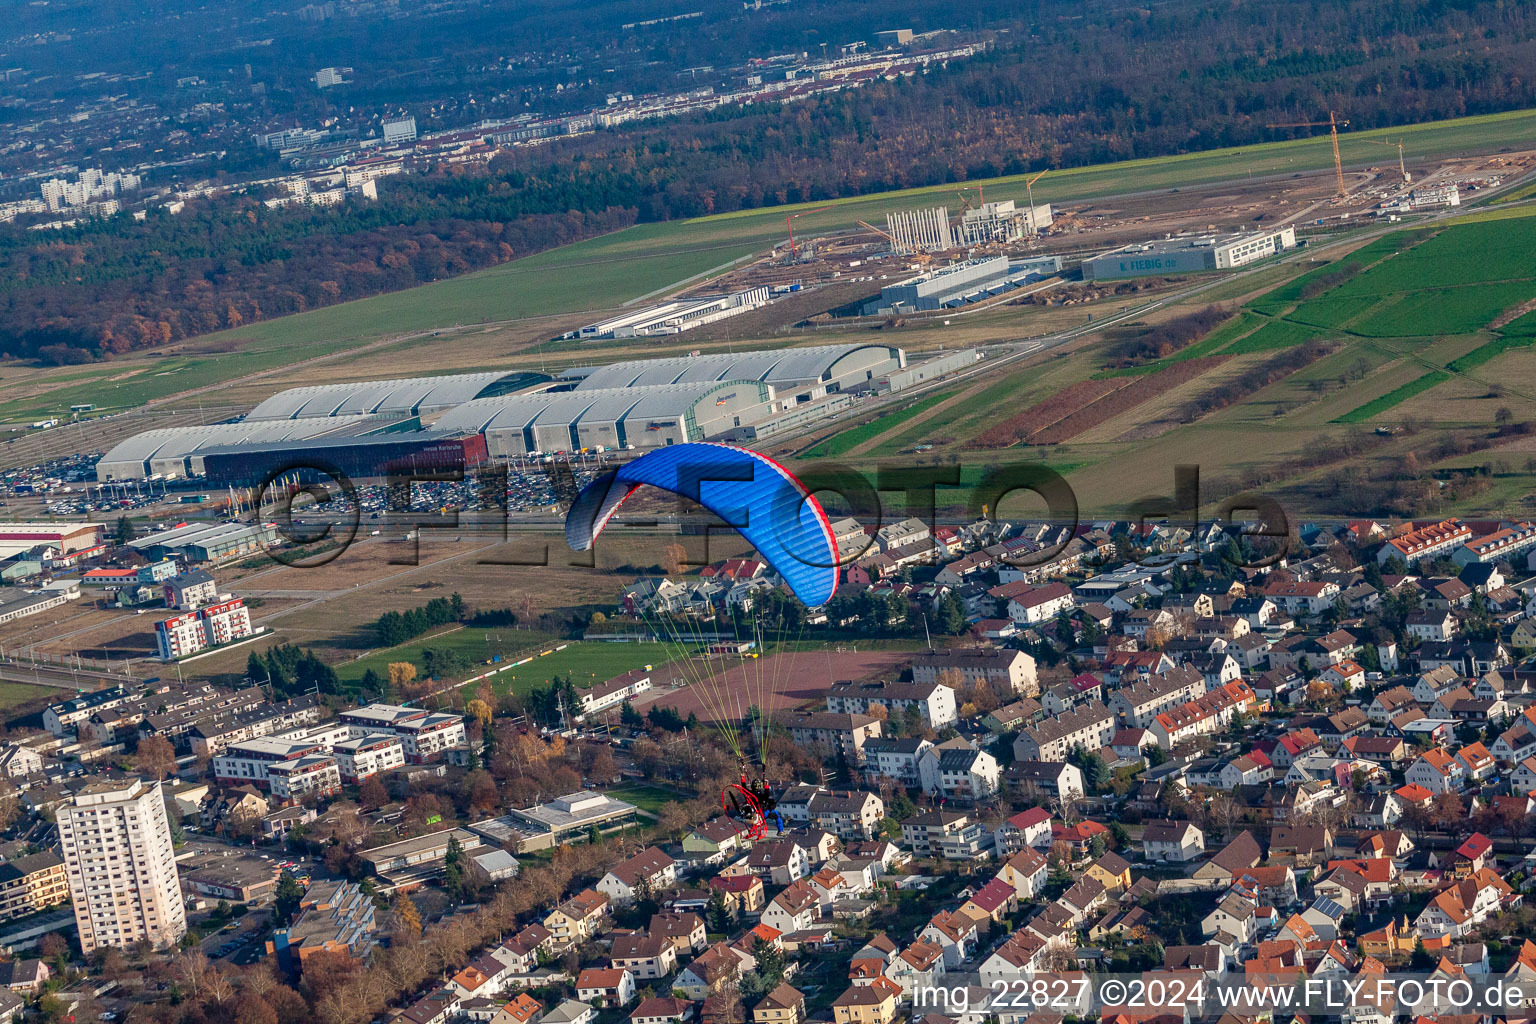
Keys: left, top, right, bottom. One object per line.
{"left": 1268, "top": 219, "right": 1536, "bottom": 339}
{"left": 487, "top": 640, "right": 688, "bottom": 699}
{"left": 335, "top": 627, "right": 563, "bottom": 685}
{"left": 1222, "top": 319, "right": 1322, "bottom": 353}
{"left": 1333, "top": 370, "right": 1451, "bottom": 423}
{"left": 607, "top": 782, "right": 686, "bottom": 815}
{"left": 803, "top": 393, "right": 949, "bottom": 457}
{"left": 1448, "top": 335, "right": 1536, "bottom": 372}
{"left": 1351, "top": 283, "right": 1536, "bottom": 338}
{"left": 1490, "top": 180, "right": 1536, "bottom": 204}
{"left": 0, "top": 682, "right": 63, "bottom": 713}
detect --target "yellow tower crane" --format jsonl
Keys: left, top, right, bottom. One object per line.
{"left": 1366, "top": 137, "right": 1410, "bottom": 182}
{"left": 1267, "top": 112, "right": 1351, "bottom": 195}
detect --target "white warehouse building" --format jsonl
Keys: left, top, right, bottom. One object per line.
{"left": 1082, "top": 227, "right": 1297, "bottom": 281}
{"left": 562, "top": 342, "right": 905, "bottom": 404}
{"left": 434, "top": 380, "right": 776, "bottom": 456}
{"left": 567, "top": 287, "right": 772, "bottom": 340}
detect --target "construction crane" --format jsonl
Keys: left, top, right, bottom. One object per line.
{"left": 1267, "top": 112, "right": 1350, "bottom": 195}
{"left": 1023, "top": 170, "right": 1048, "bottom": 232}
{"left": 1366, "top": 137, "right": 1410, "bottom": 182}
{"left": 784, "top": 205, "right": 833, "bottom": 259}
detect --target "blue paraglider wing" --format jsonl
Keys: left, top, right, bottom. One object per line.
{"left": 565, "top": 442, "right": 839, "bottom": 607}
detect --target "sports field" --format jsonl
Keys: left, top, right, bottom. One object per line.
{"left": 334, "top": 627, "right": 561, "bottom": 686}
{"left": 486, "top": 640, "right": 689, "bottom": 699}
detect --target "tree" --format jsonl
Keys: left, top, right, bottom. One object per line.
{"left": 114, "top": 516, "right": 136, "bottom": 543}
{"left": 706, "top": 887, "right": 734, "bottom": 933}
{"left": 444, "top": 835, "right": 466, "bottom": 903}
{"left": 273, "top": 870, "right": 304, "bottom": 926}
{"left": 234, "top": 995, "right": 278, "bottom": 1024}
{"left": 661, "top": 543, "right": 687, "bottom": 576}
{"left": 135, "top": 735, "right": 177, "bottom": 780}
{"left": 936, "top": 592, "right": 966, "bottom": 635}
{"left": 620, "top": 701, "right": 645, "bottom": 729}
{"left": 38, "top": 932, "right": 69, "bottom": 963}
{"left": 751, "top": 936, "right": 785, "bottom": 987}
{"left": 1069, "top": 748, "right": 1109, "bottom": 793}
{"left": 359, "top": 775, "right": 388, "bottom": 809}
{"left": 887, "top": 790, "right": 916, "bottom": 821}
{"left": 466, "top": 698, "right": 494, "bottom": 730}
{"left": 387, "top": 662, "right": 418, "bottom": 696}
{"left": 393, "top": 894, "right": 422, "bottom": 940}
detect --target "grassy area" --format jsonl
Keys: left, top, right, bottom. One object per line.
{"left": 487, "top": 640, "right": 689, "bottom": 699}
{"left": 1351, "top": 282, "right": 1536, "bottom": 337}
{"left": 1447, "top": 334, "right": 1536, "bottom": 372}
{"left": 607, "top": 782, "right": 685, "bottom": 815}
{"left": 803, "top": 393, "right": 949, "bottom": 457}
{"left": 335, "top": 627, "right": 561, "bottom": 685}
{"left": 1333, "top": 370, "right": 1451, "bottom": 423}
{"left": 1223, "top": 319, "right": 1322, "bottom": 354}
{"left": 0, "top": 682, "right": 63, "bottom": 712}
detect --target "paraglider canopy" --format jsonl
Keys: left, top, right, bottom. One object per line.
{"left": 565, "top": 442, "right": 839, "bottom": 607}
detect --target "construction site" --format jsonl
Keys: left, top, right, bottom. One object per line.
{"left": 675, "top": 131, "right": 1534, "bottom": 334}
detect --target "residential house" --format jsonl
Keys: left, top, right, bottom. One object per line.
{"left": 1142, "top": 820, "right": 1205, "bottom": 863}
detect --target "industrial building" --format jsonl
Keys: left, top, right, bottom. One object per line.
{"left": 197, "top": 430, "right": 489, "bottom": 485}
{"left": 873, "top": 349, "right": 982, "bottom": 392}
{"left": 128, "top": 522, "right": 280, "bottom": 565}
{"left": 562, "top": 342, "right": 905, "bottom": 400}
{"left": 565, "top": 287, "right": 772, "bottom": 340}
{"left": 243, "top": 371, "right": 546, "bottom": 421}
{"left": 958, "top": 200, "right": 1053, "bottom": 244}
{"left": 97, "top": 344, "right": 912, "bottom": 479}
{"left": 1081, "top": 227, "right": 1298, "bottom": 282}
{"left": 434, "top": 380, "right": 776, "bottom": 456}
{"left": 885, "top": 206, "right": 953, "bottom": 253}
{"left": 867, "top": 256, "right": 1062, "bottom": 314}
{"left": 0, "top": 523, "right": 100, "bottom": 560}
{"left": 95, "top": 416, "right": 401, "bottom": 481}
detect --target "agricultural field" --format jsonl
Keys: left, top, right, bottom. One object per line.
{"left": 1333, "top": 371, "right": 1452, "bottom": 423}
